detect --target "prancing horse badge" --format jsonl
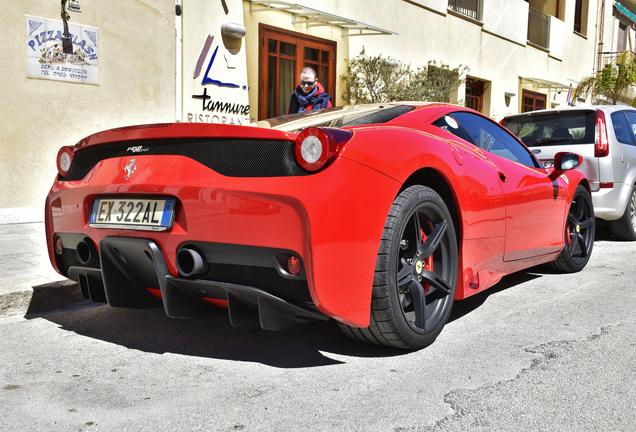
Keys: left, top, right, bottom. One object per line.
{"left": 124, "top": 159, "right": 136, "bottom": 180}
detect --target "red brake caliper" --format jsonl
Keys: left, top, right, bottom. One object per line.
{"left": 420, "top": 227, "right": 434, "bottom": 294}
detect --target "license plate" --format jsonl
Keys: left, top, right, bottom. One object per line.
{"left": 542, "top": 160, "right": 554, "bottom": 168}
{"left": 89, "top": 198, "right": 176, "bottom": 231}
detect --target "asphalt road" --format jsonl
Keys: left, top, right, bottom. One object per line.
{"left": 1, "top": 228, "right": 634, "bottom": 432}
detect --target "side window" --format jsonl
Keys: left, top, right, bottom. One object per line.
{"left": 451, "top": 112, "right": 538, "bottom": 168}
{"left": 610, "top": 111, "right": 634, "bottom": 145}
{"left": 432, "top": 115, "right": 476, "bottom": 145}
{"left": 622, "top": 111, "right": 636, "bottom": 146}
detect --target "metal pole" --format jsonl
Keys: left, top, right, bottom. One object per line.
{"left": 175, "top": 0, "right": 183, "bottom": 122}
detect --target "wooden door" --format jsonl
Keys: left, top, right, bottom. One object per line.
{"left": 465, "top": 78, "right": 485, "bottom": 113}
{"left": 522, "top": 89, "right": 547, "bottom": 113}
{"left": 259, "top": 25, "right": 336, "bottom": 119}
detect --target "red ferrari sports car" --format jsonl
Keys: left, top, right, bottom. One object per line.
{"left": 45, "top": 103, "right": 594, "bottom": 349}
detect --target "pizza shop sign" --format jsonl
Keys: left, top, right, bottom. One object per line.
{"left": 26, "top": 15, "right": 99, "bottom": 85}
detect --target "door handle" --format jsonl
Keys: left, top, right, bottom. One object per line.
{"left": 498, "top": 171, "right": 507, "bottom": 182}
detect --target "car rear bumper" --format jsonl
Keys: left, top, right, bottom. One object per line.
{"left": 67, "top": 237, "right": 328, "bottom": 330}
{"left": 592, "top": 182, "right": 632, "bottom": 220}
{"left": 45, "top": 154, "right": 400, "bottom": 327}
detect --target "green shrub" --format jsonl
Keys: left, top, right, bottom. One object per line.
{"left": 342, "top": 48, "right": 467, "bottom": 104}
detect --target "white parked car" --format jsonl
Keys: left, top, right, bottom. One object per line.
{"left": 502, "top": 106, "right": 636, "bottom": 240}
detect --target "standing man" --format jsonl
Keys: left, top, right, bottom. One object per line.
{"left": 288, "top": 66, "right": 332, "bottom": 114}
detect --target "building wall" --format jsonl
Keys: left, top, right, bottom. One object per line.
{"left": 0, "top": 0, "right": 176, "bottom": 223}
{"left": 245, "top": 0, "right": 597, "bottom": 119}
{"left": 599, "top": 2, "right": 636, "bottom": 68}
{"left": 483, "top": 0, "right": 529, "bottom": 46}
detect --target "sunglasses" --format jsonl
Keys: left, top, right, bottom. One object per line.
{"left": 300, "top": 80, "right": 316, "bottom": 86}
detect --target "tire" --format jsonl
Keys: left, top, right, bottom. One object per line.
{"left": 550, "top": 185, "right": 595, "bottom": 273}
{"left": 338, "top": 185, "right": 458, "bottom": 350}
{"left": 610, "top": 186, "right": 636, "bottom": 241}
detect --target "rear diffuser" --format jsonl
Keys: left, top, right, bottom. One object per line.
{"left": 94, "top": 237, "right": 326, "bottom": 329}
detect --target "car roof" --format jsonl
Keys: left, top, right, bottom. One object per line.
{"left": 504, "top": 104, "right": 636, "bottom": 119}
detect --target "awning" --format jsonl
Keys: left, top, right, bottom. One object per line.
{"left": 520, "top": 77, "right": 572, "bottom": 91}
{"left": 615, "top": 1, "right": 636, "bottom": 25}
{"left": 247, "top": 0, "right": 397, "bottom": 36}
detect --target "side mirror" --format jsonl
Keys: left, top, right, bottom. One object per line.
{"left": 553, "top": 152, "right": 582, "bottom": 171}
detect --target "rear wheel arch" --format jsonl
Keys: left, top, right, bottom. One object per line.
{"left": 339, "top": 184, "right": 459, "bottom": 349}
{"left": 579, "top": 179, "right": 591, "bottom": 195}
{"left": 610, "top": 181, "right": 636, "bottom": 240}
{"left": 400, "top": 168, "right": 462, "bottom": 246}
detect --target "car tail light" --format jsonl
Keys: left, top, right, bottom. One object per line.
{"left": 595, "top": 110, "right": 609, "bottom": 157}
{"left": 56, "top": 146, "right": 75, "bottom": 177}
{"left": 294, "top": 127, "right": 352, "bottom": 172}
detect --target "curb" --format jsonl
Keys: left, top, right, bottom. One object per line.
{"left": 0, "top": 279, "right": 84, "bottom": 317}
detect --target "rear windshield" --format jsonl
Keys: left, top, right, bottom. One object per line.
{"left": 503, "top": 110, "right": 596, "bottom": 147}
{"left": 261, "top": 105, "right": 415, "bottom": 132}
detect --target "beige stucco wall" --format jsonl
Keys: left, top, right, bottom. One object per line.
{"left": 0, "top": 0, "right": 175, "bottom": 223}
{"left": 483, "top": 0, "right": 529, "bottom": 46}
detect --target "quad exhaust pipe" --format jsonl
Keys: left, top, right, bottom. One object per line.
{"left": 76, "top": 238, "right": 97, "bottom": 266}
{"left": 176, "top": 247, "right": 207, "bottom": 277}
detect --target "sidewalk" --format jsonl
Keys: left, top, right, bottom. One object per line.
{"left": 0, "top": 223, "right": 77, "bottom": 316}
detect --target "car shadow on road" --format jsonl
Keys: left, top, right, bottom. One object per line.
{"left": 592, "top": 221, "right": 628, "bottom": 242}
{"left": 448, "top": 271, "right": 542, "bottom": 324}
{"left": 30, "top": 273, "right": 545, "bottom": 369}
{"left": 29, "top": 303, "right": 408, "bottom": 368}
{"left": 30, "top": 271, "right": 543, "bottom": 369}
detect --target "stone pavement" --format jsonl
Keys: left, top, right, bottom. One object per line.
{"left": 0, "top": 223, "right": 72, "bottom": 316}
{"left": 1, "top": 230, "right": 634, "bottom": 431}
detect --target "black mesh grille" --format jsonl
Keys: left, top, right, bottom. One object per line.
{"left": 63, "top": 138, "right": 307, "bottom": 181}
{"left": 205, "top": 263, "right": 312, "bottom": 304}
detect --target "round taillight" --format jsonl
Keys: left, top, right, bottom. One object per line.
{"left": 56, "top": 146, "right": 75, "bottom": 177}
{"left": 295, "top": 128, "right": 331, "bottom": 172}
{"left": 294, "top": 127, "right": 353, "bottom": 172}
{"left": 300, "top": 135, "right": 324, "bottom": 164}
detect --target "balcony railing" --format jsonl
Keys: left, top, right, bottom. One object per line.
{"left": 527, "top": 7, "right": 550, "bottom": 50}
{"left": 448, "top": 0, "right": 483, "bottom": 22}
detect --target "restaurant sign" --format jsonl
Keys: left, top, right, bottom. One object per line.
{"left": 26, "top": 15, "right": 99, "bottom": 85}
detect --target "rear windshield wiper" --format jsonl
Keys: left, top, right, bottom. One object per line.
{"left": 530, "top": 137, "right": 570, "bottom": 146}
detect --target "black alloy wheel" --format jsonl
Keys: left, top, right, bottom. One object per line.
{"left": 338, "top": 185, "right": 458, "bottom": 349}
{"left": 551, "top": 185, "right": 595, "bottom": 272}
{"left": 396, "top": 205, "right": 454, "bottom": 334}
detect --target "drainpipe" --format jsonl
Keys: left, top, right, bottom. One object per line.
{"left": 597, "top": 0, "right": 606, "bottom": 73}
{"left": 175, "top": 0, "right": 183, "bottom": 122}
